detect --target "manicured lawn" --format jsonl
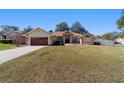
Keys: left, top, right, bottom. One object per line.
{"left": 0, "top": 43, "right": 16, "bottom": 51}
{"left": 0, "top": 45, "right": 124, "bottom": 82}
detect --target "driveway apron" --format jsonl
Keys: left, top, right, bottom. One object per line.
{"left": 0, "top": 46, "right": 46, "bottom": 64}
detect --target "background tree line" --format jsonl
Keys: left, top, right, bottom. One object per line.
{"left": 0, "top": 21, "right": 88, "bottom": 34}
{"left": 55, "top": 21, "right": 88, "bottom": 34}
{"left": 0, "top": 25, "right": 33, "bottom": 34}
{"left": 97, "top": 10, "right": 124, "bottom": 40}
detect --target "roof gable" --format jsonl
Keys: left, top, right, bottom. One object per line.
{"left": 25, "top": 28, "right": 50, "bottom": 35}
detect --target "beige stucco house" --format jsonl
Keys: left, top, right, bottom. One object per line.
{"left": 22, "top": 28, "right": 94, "bottom": 45}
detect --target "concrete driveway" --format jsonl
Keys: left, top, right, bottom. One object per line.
{"left": 0, "top": 46, "right": 46, "bottom": 65}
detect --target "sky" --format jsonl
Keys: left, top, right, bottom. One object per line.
{"left": 0, "top": 9, "right": 122, "bottom": 35}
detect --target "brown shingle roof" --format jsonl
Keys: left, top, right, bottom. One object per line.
{"left": 51, "top": 32, "right": 65, "bottom": 37}
{"left": 51, "top": 31, "right": 82, "bottom": 37}
{"left": 71, "top": 32, "right": 82, "bottom": 37}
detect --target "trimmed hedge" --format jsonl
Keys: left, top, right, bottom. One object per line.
{"left": 94, "top": 42, "right": 101, "bottom": 45}
{"left": 0, "top": 39, "right": 13, "bottom": 44}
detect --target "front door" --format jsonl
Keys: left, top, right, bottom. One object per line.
{"left": 58, "top": 37, "right": 64, "bottom": 45}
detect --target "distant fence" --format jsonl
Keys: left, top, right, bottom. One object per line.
{"left": 94, "top": 39, "right": 114, "bottom": 46}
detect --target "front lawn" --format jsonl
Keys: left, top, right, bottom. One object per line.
{"left": 0, "top": 45, "right": 124, "bottom": 82}
{"left": 0, "top": 43, "right": 16, "bottom": 51}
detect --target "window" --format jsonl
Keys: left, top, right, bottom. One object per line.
{"left": 85, "top": 35, "right": 90, "bottom": 37}
{"left": 72, "top": 37, "right": 79, "bottom": 43}
{"left": 2, "top": 35, "right": 6, "bottom": 39}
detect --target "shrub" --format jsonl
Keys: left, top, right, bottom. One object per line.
{"left": 0, "top": 39, "right": 13, "bottom": 44}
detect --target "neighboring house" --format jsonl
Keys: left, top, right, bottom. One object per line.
{"left": 0, "top": 31, "right": 22, "bottom": 40}
{"left": 0, "top": 31, "right": 7, "bottom": 39}
{"left": 24, "top": 28, "right": 94, "bottom": 45}
{"left": 0, "top": 31, "right": 26, "bottom": 44}
{"left": 115, "top": 38, "right": 124, "bottom": 45}
{"left": 15, "top": 34, "right": 26, "bottom": 45}
{"left": 94, "top": 39, "right": 115, "bottom": 46}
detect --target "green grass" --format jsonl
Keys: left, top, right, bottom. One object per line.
{"left": 0, "top": 43, "right": 16, "bottom": 50}
{"left": 0, "top": 45, "right": 124, "bottom": 82}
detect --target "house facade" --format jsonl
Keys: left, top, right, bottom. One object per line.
{"left": 0, "top": 31, "right": 22, "bottom": 40}
{"left": 24, "top": 28, "right": 94, "bottom": 45}
{"left": 0, "top": 31, "right": 24, "bottom": 44}
{"left": 50, "top": 31, "right": 94, "bottom": 45}
{"left": 0, "top": 32, "right": 6, "bottom": 39}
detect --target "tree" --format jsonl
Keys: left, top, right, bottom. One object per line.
{"left": 55, "top": 22, "right": 69, "bottom": 32}
{"left": 101, "top": 31, "right": 120, "bottom": 40}
{"left": 116, "top": 10, "right": 124, "bottom": 35}
{"left": 1, "top": 25, "right": 19, "bottom": 32}
{"left": 102, "top": 32, "right": 115, "bottom": 40}
{"left": 48, "top": 30, "right": 53, "bottom": 33}
{"left": 23, "top": 26, "right": 33, "bottom": 33}
{"left": 70, "top": 21, "right": 88, "bottom": 34}
{"left": 95, "top": 35, "right": 102, "bottom": 39}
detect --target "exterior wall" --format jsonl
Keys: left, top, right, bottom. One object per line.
{"left": 82, "top": 35, "right": 94, "bottom": 45}
{"left": 80, "top": 38, "right": 82, "bottom": 44}
{"left": 28, "top": 29, "right": 50, "bottom": 37}
{"left": 48, "top": 36, "right": 52, "bottom": 45}
{"left": 70, "top": 36, "right": 72, "bottom": 43}
{"left": 27, "top": 36, "right": 31, "bottom": 45}
{"left": 50, "top": 35, "right": 94, "bottom": 45}
{"left": 15, "top": 35, "right": 26, "bottom": 45}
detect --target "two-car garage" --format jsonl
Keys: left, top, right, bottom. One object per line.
{"left": 26, "top": 28, "right": 51, "bottom": 45}
{"left": 31, "top": 37, "right": 48, "bottom": 45}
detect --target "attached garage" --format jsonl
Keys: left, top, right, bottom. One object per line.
{"left": 31, "top": 37, "right": 48, "bottom": 45}
{"left": 25, "top": 28, "right": 52, "bottom": 45}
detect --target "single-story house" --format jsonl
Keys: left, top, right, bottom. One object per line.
{"left": 0, "top": 31, "right": 6, "bottom": 39}
{"left": 24, "top": 28, "right": 94, "bottom": 45}
{"left": 0, "top": 31, "right": 22, "bottom": 40}
{"left": 0, "top": 31, "right": 24, "bottom": 44}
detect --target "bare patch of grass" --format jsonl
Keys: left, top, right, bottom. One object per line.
{"left": 39, "top": 51, "right": 49, "bottom": 57}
